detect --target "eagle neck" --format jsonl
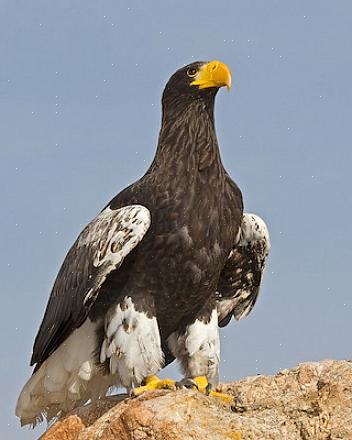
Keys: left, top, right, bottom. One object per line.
{"left": 151, "top": 98, "right": 224, "bottom": 182}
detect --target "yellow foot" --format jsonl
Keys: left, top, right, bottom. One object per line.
{"left": 132, "top": 375, "right": 176, "bottom": 397}
{"left": 178, "top": 376, "right": 234, "bottom": 405}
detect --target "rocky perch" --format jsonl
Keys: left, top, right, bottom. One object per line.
{"left": 40, "top": 360, "right": 352, "bottom": 440}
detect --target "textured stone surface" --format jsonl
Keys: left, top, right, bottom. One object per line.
{"left": 39, "top": 415, "right": 85, "bottom": 440}
{"left": 40, "top": 360, "right": 352, "bottom": 440}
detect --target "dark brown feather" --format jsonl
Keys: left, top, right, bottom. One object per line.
{"left": 30, "top": 62, "right": 243, "bottom": 371}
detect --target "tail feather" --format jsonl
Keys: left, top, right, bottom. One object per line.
{"left": 16, "top": 319, "right": 109, "bottom": 426}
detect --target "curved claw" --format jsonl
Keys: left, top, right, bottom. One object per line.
{"left": 176, "top": 378, "right": 199, "bottom": 390}
{"left": 178, "top": 376, "right": 235, "bottom": 406}
{"left": 176, "top": 376, "right": 211, "bottom": 394}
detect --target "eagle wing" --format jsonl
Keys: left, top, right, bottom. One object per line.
{"left": 30, "top": 204, "right": 151, "bottom": 368}
{"left": 216, "top": 213, "right": 270, "bottom": 327}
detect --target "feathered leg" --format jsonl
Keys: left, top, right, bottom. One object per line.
{"left": 167, "top": 305, "right": 233, "bottom": 405}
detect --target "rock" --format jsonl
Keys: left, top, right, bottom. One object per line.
{"left": 40, "top": 360, "right": 352, "bottom": 440}
{"left": 39, "top": 415, "right": 85, "bottom": 440}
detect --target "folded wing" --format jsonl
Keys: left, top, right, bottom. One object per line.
{"left": 216, "top": 213, "right": 270, "bottom": 326}
{"left": 31, "top": 204, "right": 151, "bottom": 369}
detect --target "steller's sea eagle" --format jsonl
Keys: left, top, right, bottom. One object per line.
{"left": 16, "top": 60, "right": 270, "bottom": 426}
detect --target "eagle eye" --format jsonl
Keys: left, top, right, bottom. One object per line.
{"left": 187, "top": 67, "right": 198, "bottom": 78}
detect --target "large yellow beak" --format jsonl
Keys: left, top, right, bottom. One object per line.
{"left": 191, "top": 60, "right": 232, "bottom": 91}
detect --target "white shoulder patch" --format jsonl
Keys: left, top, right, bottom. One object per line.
{"left": 216, "top": 212, "right": 270, "bottom": 324}
{"left": 239, "top": 213, "right": 270, "bottom": 249}
{"left": 93, "top": 206, "right": 150, "bottom": 268}
{"left": 79, "top": 204, "right": 150, "bottom": 252}
{"left": 80, "top": 205, "right": 151, "bottom": 305}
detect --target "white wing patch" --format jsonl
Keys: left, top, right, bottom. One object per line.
{"left": 81, "top": 205, "right": 151, "bottom": 305}
{"left": 79, "top": 205, "right": 150, "bottom": 266}
{"left": 101, "top": 296, "right": 164, "bottom": 388}
{"left": 217, "top": 213, "right": 270, "bottom": 324}
{"left": 239, "top": 213, "right": 270, "bottom": 248}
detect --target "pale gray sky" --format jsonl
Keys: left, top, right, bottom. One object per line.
{"left": 1, "top": 1, "right": 351, "bottom": 438}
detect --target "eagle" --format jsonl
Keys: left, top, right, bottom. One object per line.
{"left": 16, "top": 60, "right": 270, "bottom": 426}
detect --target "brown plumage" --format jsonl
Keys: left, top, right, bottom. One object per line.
{"left": 16, "top": 61, "right": 270, "bottom": 427}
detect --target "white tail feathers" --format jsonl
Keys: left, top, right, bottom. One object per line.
{"left": 15, "top": 319, "right": 108, "bottom": 426}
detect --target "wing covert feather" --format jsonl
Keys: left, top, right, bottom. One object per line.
{"left": 217, "top": 213, "right": 270, "bottom": 327}
{"left": 31, "top": 205, "right": 151, "bottom": 367}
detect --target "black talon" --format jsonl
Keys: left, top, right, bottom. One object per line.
{"left": 205, "top": 383, "right": 212, "bottom": 395}
{"left": 176, "top": 378, "right": 199, "bottom": 390}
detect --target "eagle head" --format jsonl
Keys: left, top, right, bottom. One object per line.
{"left": 162, "top": 61, "right": 232, "bottom": 109}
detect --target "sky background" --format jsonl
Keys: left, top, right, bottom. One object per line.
{"left": 1, "top": 1, "right": 351, "bottom": 438}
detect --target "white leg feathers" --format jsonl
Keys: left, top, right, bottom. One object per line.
{"left": 101, "top": 296, "right": 164, "bottom": 388}
{"left": 168, "top": 308, "right": 220, "bottom": 380}
{"left": 16, "top": 297, "right": 164, "bottom": 427}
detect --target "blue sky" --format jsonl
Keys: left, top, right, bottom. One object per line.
{"left": 1, "top": 1, "right": 352, "bottom": 438}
